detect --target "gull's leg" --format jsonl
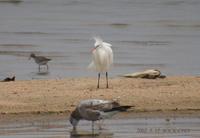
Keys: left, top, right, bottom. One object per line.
{"left": 71, "top": 126, "right": 77, "bottom": 135}
{"left": 38, "top": 65, "right": 40, "bottom": 72}
{"left": 92, "top": 121, "right": 94, "bottom": 134}
{"left": 106, "top": 72, "right": 109, "bottom": 88}
{"left": 73, "top": 126, "right": 77, "bottom": 131}
{"left": 97, "top": 73, "right": 100, "bottom": 89}
{"left": 98, "top": 119, "right": 104, "bottom": 130}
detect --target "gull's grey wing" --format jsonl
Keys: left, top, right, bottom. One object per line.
{"left": 79, "top": 99, "right": 119, "bottom": 111}
{"left": 81, "top": 108, "right": 101, "bottom": 121}
{"left": 89, "top": 101, "right": 119, "bottom": 111}
{"left": 77, "top": 99, "right": 120, "bottom": 121}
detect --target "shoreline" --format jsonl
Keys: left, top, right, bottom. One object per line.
{"left": 0, "top": 110, "right": 200, "bottom": 125}
{"left": 0, "top": 76, "right": 200, "bottom": 117}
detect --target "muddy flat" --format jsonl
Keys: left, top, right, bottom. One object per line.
{"left": 0, "top": 76, "right": 200, "bottom": 115}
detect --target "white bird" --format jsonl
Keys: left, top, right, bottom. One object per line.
{"left": 69, "top": 99, "right": 132, "bottom": 132}
{"left": 88, "top": 37, "right": 113, "bottom": 88}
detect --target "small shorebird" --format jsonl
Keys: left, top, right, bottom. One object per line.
{"left": 69, "top": 99, "right": 132, "bottom": 133}
{"left": 88, "top": 37, "right": 113, "bottom": 88}
{"left": 29, "top": 53, "right": 51, "bottom": 72}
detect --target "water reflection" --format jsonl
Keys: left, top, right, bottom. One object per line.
{"left": 0, "top": 117, "right": 199, "bottom": 138}
{"left": 70, "top": 130, "right": 113, "bottom": 138}
{"left": 36, "top": 71, "right": 50, "bottom": 76}
{"left": 0, "top": 0, "right": 22, "bottom": 4}
{"left": 29, "top": 71, "right": 51, "bottom": 80}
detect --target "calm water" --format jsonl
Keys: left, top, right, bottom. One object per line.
{"left": 0, "top": 117, "right": 200, "bottom": 138}
{"left": 0, "top": 0, "right": 200, "bottom": 80}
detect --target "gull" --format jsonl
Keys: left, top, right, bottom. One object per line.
{"left": 69, "top": 99, "right": 132, "bottom": 132}
{"left": 29, "top": 53, "right": 51, "bottom": 72}
{"left": 88, "top": 37, "right": 113, "bottom": 88}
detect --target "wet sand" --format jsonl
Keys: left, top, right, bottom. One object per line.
{"left": 0, "top": 76, "right": 200, "bottom": 116}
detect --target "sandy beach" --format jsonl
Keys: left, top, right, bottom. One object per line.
{"left": 0, "top": 76, "right": 200, "bottom": 116}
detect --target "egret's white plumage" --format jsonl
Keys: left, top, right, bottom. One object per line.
{"left": 88, "top": 37, "right": 113, "bottom": 88}
{"left": 69, "top": 99, "right": 132, "bottom": 131}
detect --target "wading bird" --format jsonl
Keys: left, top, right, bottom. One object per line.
{"left": 69, "top": 99, "right": 132, "bottom": 133}
{"left": 29, "top": 53, "right": 51, "bottom": 72}
{"left": 88, "top": 37, "right": 113, "bottom": 88}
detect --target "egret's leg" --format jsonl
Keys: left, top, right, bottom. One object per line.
{"left": 97, "top": 73, "right": 100, "bottom": 88}
{"left": 106, "top": 72, "right": 109, "bottom": 88}
{"left": 47, "top": 64, "right": 49, "bottom": 71}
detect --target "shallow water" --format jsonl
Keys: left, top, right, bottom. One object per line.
{"left": 0, "top": 0, "right": 200, "bottom": 80}
{"left": 0, "top": 117, "right": 200, "bottom": 138}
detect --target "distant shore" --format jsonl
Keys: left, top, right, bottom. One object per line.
{"left": 0, "top": 76, "right": 200, "bottom": 117}
{"left": 0, "top": 0, "right": 21, "bottom": 2}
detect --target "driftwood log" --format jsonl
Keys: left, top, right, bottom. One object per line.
{"left": 122, "top": 69, "right": 166, "bottom": 79}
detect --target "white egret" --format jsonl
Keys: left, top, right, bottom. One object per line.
{"left": 88, "top": 37, "right": 113, "bottom": 88}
